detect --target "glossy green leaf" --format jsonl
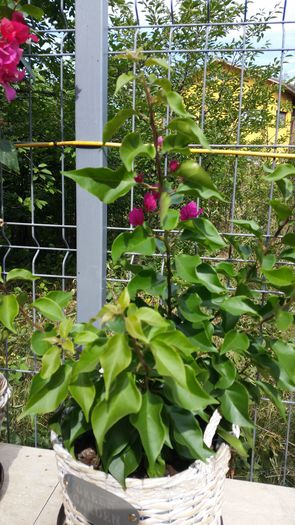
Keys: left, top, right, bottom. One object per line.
{"left": 6, "top": 268, "right": 37, "bottom": 282}
{"left": 112, "top": 226, "right": 156, "bottom": 263}
{"left": 103, "top": 109, "right": 134, "bottom": 142}
{"left": 166, "top": 91, "right": 192, "bottom": 117}
{"left": 40, "top": 346, "right": 61, "bottom": 380}
{"left": 168, "top": 118, "right": 209, "bottom": 148}
{"left": 217, "top": 428, "right": 248, "bottom": 458}
{"left": 283, "top": 233, "right": 295, "bottom": 246}
{"left": 275, "top": 309, "right": 293, "bottom": 331}
{"left": 194, "top": 263, "right": 225, "bottom": 293}
{"left": 72, "top": 343, "right": 105, "bottom": 377}
{"left": 137, "top": 308, "right": 169, "bottom": 328}
{"left": 21, "top": 364, "right": 72, "bottom": 417}
{"left": 280, "top": 248, "right": 295, "bottom": 262}
{"left": 174, "top": 254, "right": 201, "bottom": 283}
{"left": 269, "top": 200, "right": 293, "bottom": 221}
{"left": 233, "top": 219, "right": 262, "bottom": 237}
{"left": 31, "top": 329, "right": 57, "bottom": 356}
{"left": 100, "top": 334, "right": 132, "bottom": 399}
{"left": 20, "top": 4, "right": 43, "bottom": 18}
{"left": 264, "top": 163, "right": 295, "bottom": 181}
{"left": 91, "top": 374, "right": 142, "bottom": 454}
{"left": 182, "top": 217, "right": 226, "bottom": 252}
{"left": 220, "top": 296, "right": 259, "bottom": 317}
{"left": 120, "top": 132, "right": 155, "bottom": 171}
{"left": 261, "top": 254, "right": 276, "bottom": 271}
{"left": 263, "top": 267, "right": 295, "bottom": 288}
{"left": 215, "top": 262, "right": 236, "bottom": 278}
{"left": 166, "top": 406, "right": 212, "bottom": 460}
{"left": 177, "top": 161, "right": 223, "bottom": 200}
{"left": 46, "top": 291, "right": 73, "bottom": 308}
{"left": 220, "top": 382, "right": 253, "bottom": 427}
{"left": 256, "top": 380, "right": 285, "bottom": 419}
{"left": 220, "top": 330, "right": 249, "bottom": 355}
{"left": 151, "top": 329, "right": 199, "bottom": 356}
{"left": 69, "top": 373, "right": 96, "bottom": 422}
{"left": 164, "top": 365, "right": 217, "bottom": 412}
{"left": 33, "top": 297, "right": 65, "bottom": 322}
{"left": 0, "top": 294, "right": 19, "bottom": 332}
{"left": 128, "top": 269, "right": 167, "bottom": 299}
{"left": 130, "top": 392, "right": 165, "bottom": 469}
{"left": 179, "top": 292, "right": 210, "bottom": 323}
{"left": 213, "top": 355, "right": 236, "bottom": 389}
{"left": 146, "top": 57, "right": 169, "bottom": 69}
{"left": 276, "top": 177, "right": 293, "bottom": 201}
{"left": 64, "top": 166, "right": 135, "bottom": 204}
{"left": 272, "top": 340, "right": 295, "bottom": 383}
{"left": 150, "top": 339, "right": 187, "bottom": 389}
{"left": 114, "top": 72, "right": 135, "bottom": 95}
{"left": 162, "top": 209, "right": 179, "bottom": 230}
{"left": 0, "top": 139, "right": 19, "bottom": 173}
{"left": 162, "top": 134, "right": 191, "bottom": 154}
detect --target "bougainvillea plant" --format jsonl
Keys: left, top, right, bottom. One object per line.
{"left": 3, "top": 53, "right": 293, "bottom": 485}
{"left": 0, "top": 2, "right": 41, "bottom": 172}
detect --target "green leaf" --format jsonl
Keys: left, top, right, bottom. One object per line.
{"left": 175, "top": 254, "right": 201, "bottom": 283}
{"left": 177, "top": 161, "right": 223, "bottom": 200}
{"left": 31, "top": 329, "right": 56, "bottom": 356}
{"left": 179, "top": 292, "right": 210, "bottom": 323}
{"left": 233, "top": 219, "right": 262, "bottom": 237}
{"left": 103, "top": 109, "right": 134, "bottom": 143}
{"left": 151, "top": 329, "right": 198, "bottom": 356}
{"left": 269, "top": 200, "right": 293, "bottom": 221}
{"left": 162, "top": 209, "right": 179, "bottom": 230}
{"left": 114, "top": 72, "right": 135, "bottom": 95}
{"left": 40, "top": 346, "right": 61, "bottom": 380}
{"left": 91, "top": 374, "right": 142, "bottom": 454}
{"left": 150, "top": 339, "right": 187, "bottom": 389}
{"left": 166, "top": 91, "right": 192, "bottom": 118}
{"left": 256, "top": 381, "right": 285, "bottom": 419}
{"left": 164, "top": 365, "right": 217, "bottom": 413}
{"left": 215, "top": 262, "right": 236, "bottom": 278}
{"left": 162, "top": 134, "right": 191, "bottom": 154}
{"left": 217, "top": 428, "right": 248, "bottom": 458}
{"left": 263, "top": 267, "right": 295, "bottom": 288}
{"left": 100, "top": 334, "right": 132, "bottom": 399}
{"left": 69, "top": 373, "right": 96, "bottom": 422}
{"left": 33, "top": 297, "right": 65, "bottom": 322}
{"left": 283, "top": 233, "right": 295, "bottom": 246}
{"left": 276, "top": 177, "right": 293, "bottom": 201}
{"left": 272, "top": 340, "right": 295, "bottom": 384}
{"left": 128, "top": 269, "right": 167, "bottom": 299}
{"left": 21, "top": 364, "right": 72, "bottom": 418}
{"left": 275, "top": 310, "right": 293, "bottom": 331}
{"left": 194, "top": 263, "right": 225, "bottom": 293}
{"left": 261, "top": 254, "right": 276, "bottom": 271}
{"left": 168, "top": 118, "right": 209, "bottom": 148}
{"left": 212, "top": 355, "right": 236, "bottom": 389}
{"left": 137, "top": 307, "right": 169, "bottom": 328}
{"left": 112, "top": 226, "right": 156, "bottom": 264}
{"left": 220, "top": 296, "right": 259, "bottom": 317}
{"left": 0, "top": 140, "right": 19, "bottom": 173}
{"left": 220, "top": 382, "right": 253, "bottom": 427}
{"left": 280, "top": 248, "right": 295, "bottom": 262}
{"left": 220, "top": 330, "right": 249, "bottom": 355}
{"left": 46, "top": 291, "right": 73, "bottom": 308}
{"left": 6, "top": 268, "right": 37, "bottom": 282}
{"left": 182, "top": 217, "right": 226, "bottom": 252}
{"left": 130, "top": 392, "right": 165, "bottom": 470}
{"left": 264, "top": 164, "right": 295, "bottom": 181}
{"left": 146, "top": 57, "right": 169, "bottom": 69}
{"left": 64, "top": 166, "right": 135, "bottom": 204}
{"left": 166, "top": 406, "right": 212, "bottom": 460}
{"left": 120, "top": 132, "right": 155, "bottom": 171}
{"left": 20, "top": 4, "right": 43, "bottom": 19}
{"left": 0, "top": 294, "right": 19, "bottom": 332}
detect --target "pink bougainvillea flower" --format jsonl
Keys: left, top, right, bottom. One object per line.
{"left": 134, "top": 173, "right": 144, "bottom": 183}
{"left": 0, "top": 16, "right": 39, "bottom": 45}
{"left": 157, "top": 135, "right": 164, "bottom": 148}
{"left": 180, "top": 201, "right": 204, "bottom": 221}
{"left": 129, "top": 207, "right": 145, "bottom": 226}
{"left": 169, "top": 160, "right": 180, "bottom": 172}
{"left": 0, "top": 41, "right": 25, "bottom": 101}
{"left": 144, "top": 192, "right": 158, "bottom": 212}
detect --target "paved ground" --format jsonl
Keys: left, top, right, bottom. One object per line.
{"left": 1, "top": 442, "right": 295, "bottom": 524}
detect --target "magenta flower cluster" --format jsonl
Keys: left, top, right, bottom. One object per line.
{"left": 0, "top": 12, "right": 38, "bottom": 102}
{"left": 129, "top": 163, "right": 204, "bottom": 226}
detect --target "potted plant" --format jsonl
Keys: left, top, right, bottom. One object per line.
{"left": 20, "top": 54, "right": 294, "bottom": 524}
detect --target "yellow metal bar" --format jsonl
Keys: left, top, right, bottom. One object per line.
{"left": 15, "top": 140, "right": 295, "bottom": 160}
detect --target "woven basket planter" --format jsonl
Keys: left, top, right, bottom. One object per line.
{"left": 0, "top": 374, "right": 10, "bottom": 433}
{"left": 52, "top": 412, "right": 233, "bottom": 525}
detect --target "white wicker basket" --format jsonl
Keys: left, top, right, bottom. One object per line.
{"left": 52, "top": 411, "right": 235, "bottom": 525}
{"left": 0, "top": 374, "right": 11, "bottom": 432}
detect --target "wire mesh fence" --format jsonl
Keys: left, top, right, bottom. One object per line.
{"left": 0, "top": 0, "right": 294, "bottom": 486}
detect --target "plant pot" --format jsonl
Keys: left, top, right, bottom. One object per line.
{"left": 0, "top": 374, "right": 10, "bottom": 433}
{"left": 52, "top": 415, "right": 233, "bottom": 525}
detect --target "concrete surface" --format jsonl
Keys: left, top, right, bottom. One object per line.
{"left": 0, "top": 442, "right": 295, "bottom": 524}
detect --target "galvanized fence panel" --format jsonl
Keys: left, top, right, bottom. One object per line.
{"left": 0, "top": 0, "right": 294, "bottom": 486}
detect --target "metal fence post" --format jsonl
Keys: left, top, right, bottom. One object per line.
{"left": 75, "top": 0, "right": 108, "bottom": 322}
